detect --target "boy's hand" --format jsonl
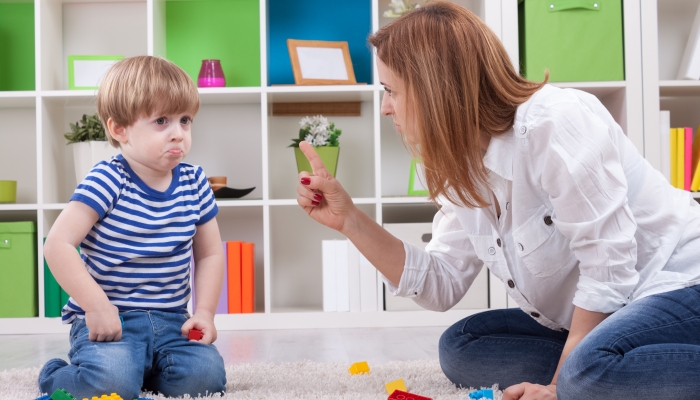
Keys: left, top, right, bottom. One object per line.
{"left": 84, "top": 304, "right": 122, "bottom": 342}
{"left": 182, "top": 310, "right": 217, "bottom": 345}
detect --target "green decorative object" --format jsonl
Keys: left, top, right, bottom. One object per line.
{"left": 295, "top": 146, "right": 340, "bottom": 177}
{"left": 519, "top": 0, "right": 624, "bottom": 82}
{"left": 0, "top": 180, "right": 17, "bottom": 203}
{"left": 67, "top": 55, "right": 124, "bottom": 90}
{"left": 166, "top": 0, "right": 260, "bottom": 87}
{"left": 50, "top": 388, "right": 79, "bottom": 400}
{"left": 0, "top": 2, "right": 35, "bottom": 91}
{"left": 408, "top": 158, "right": 429, "bottom": 196}
{"left": 64, "top": 113, "right": 106, "bottom": 143}
{"left": 0, "top": 221, "right": 37, "bottom": 318}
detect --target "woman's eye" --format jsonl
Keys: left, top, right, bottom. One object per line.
{"left": 155, "top": 117, "right": 167, "bottom": 125}
{"left": 180, "top": 117, "right": 191, "bottom": 125}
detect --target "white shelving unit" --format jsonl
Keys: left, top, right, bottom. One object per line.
{"left": 0, "top": 0, "right": 651, "bottom": 334}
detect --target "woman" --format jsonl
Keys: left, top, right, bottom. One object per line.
{"left": 296, "top": 2, "right": 700, "bottom": 399}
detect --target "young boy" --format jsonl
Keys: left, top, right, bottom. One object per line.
{"left": 40, "top": 56, "right": 227, "bottom": 399}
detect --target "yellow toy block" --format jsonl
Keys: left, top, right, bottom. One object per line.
{"left": 83, "top": 394, "right": 122, "bottom": 400}
{"left": 385, "top": 378, "right": 407, "bottom": 394}
{"left": 348, "top": 361, "right": 370, "bottom": 375}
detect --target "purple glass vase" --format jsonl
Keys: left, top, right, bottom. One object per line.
{"left": 197, "top": 59, "right": 226, "bottom": 87}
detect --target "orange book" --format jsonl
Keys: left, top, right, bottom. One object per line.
{"left": 242, "top": 242, "right": 255, "bottom": 313}
{"left": 227, "top": 241, "right": 242, "bottom": 314}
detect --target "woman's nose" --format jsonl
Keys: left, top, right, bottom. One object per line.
{"left": 381, "top": 94, "right": 393, "bottom": 116}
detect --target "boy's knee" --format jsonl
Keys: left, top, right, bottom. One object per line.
{"left": 38, "top": 358, "right": 142, "bottom": 400}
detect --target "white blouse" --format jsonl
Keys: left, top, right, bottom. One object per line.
{"left": 384, "top": 84, "right": 700, "bottom": 331}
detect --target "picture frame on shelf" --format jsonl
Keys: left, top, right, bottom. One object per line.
{"left": 67, "top": 55, "right": 124, "bottom": 90}
{"left": 286, "top": 39, "right": 357, "bottom": 85}
{"left": 408, "top": 158, "right": 429, "bottom": 196}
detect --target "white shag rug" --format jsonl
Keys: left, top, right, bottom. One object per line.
{"left": 0, "top": 360, "right": 501, "bottom": 400}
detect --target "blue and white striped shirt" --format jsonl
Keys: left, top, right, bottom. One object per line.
{"left": 62, "top": 154, "right": 218, "bottom": 324}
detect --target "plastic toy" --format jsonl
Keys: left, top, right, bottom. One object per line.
{"left": 49, "top": 388, "right": 78, "bottom": 400}
{"left": 34, "top": 396, "right": 51, "bottom": 400}
{"left": 348, "top": 361, "right": 370, "bottom": 375}
{"left": 83, "top": 394, "right": 123, "bottom": 400}
{"left": 468, "top": 389, "right": 494, "bottom": 399}
{"left": 385, "top": 378, "right": 407, "bottom": 394}
{"left": 188, "top": 328, "right": 204, "bottom": 341}
{"left": 388, "top": 389, "right": 432, "bottom": 400}
{"left": 134, "top": 398, "right": 154, "bottom": 400}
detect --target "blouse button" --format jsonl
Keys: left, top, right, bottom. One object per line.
{"left": 507, "top": 279, "right": 515, "bottom": 288}
{"left": 519, "top": 126, "right": 527, "bottom": 135}
{"left": 496, "top": 238, "right": 502, "bottom": 247}
{"left": 531, "top": 312, "right": 540, "bottom": 318}
{"left": 544, "top": 215, "right": 553, "bottom": 226}
{"left": 488, "top": 247, "right": 496, "bottom": 255}
{"left": 506, "top": 202, "right": 510, "bottom": 210}
{"left": 518, "top": 243, "right": 524, "bottom": 251}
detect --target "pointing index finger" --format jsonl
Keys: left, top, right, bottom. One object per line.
{"left": 299, "top": 141, "right": 329, "bottom": 176}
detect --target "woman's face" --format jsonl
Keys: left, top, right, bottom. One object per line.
{"left": 377, "top": 59, "right": 418, "bottom": 144}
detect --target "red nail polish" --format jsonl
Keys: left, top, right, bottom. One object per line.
{"left": 314, "top": 193, "right": 322, "bottom": 201}
{"left": 312, "top": 200, "right": 319, "bottom": 206}
{"left": 301, "top": 178, "right": 311, "bottom": 185}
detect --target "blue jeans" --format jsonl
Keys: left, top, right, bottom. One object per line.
{"left": 439, "top": 284, "right": 700, "bottom": 399}
{"left": 38, "top": 310, "right": 226, "bottom": 400}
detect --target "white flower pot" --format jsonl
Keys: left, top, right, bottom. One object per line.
{"left": 71, "top": 141, "right": 121, "bottom": 185}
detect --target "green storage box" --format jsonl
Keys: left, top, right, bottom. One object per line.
{"left": 0, "top": 221, "right": 37, "bottom": 318}
{"left": 519, "top": 0, "right": 625, "bottom": 82}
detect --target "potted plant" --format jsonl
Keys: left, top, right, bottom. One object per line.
{"left": 383, "top": 0, "right": 431, "bottom": 18}
{"left": 289, "top": 115, "right": 342, "bottom": 177}
{"left": 65, "top": 113, "right": 120, "bottom": 184}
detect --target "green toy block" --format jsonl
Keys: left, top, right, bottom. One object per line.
{"left": 50, "top": 388, "right": 78, "bottom": 400}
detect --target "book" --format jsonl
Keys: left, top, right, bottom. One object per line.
{"left": 359, "top": 251, "right": 378, "bottom": 312}
{"left": 659, "top": 111, "right": 670, "bottom": 182}
{"left": 676, "top": 128, "right": 685, "bottom": 189}
{"left": 241, "top": 242, "right": 255, "bottom": 313}
{"left": 347, "top": 241, "right": 361, "bottom": 313}
{"left": 43, "top": 238, "right": 74, "bottom": 317}
{"left": 322, "top": 240, "right": 337, "bottom": 312}
{"left": 216, "top": 242, "right": 229, "bottom": 314}
{"left": 671, "top": 128, "right": 679, "bottom": 188}
{"left": 686, "top": 127, "right": 694, "bottom": 191}
{"left": 335, "top": 240, "right": 350, "bottom": 312}
{"left": 678, "top": 2, "right": 700, "bottom": 79}
{"left": 227, "top": 241, "right": 242, "bottom": 314}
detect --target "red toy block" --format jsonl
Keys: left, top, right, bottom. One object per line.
{"left": 188, "top": 328, "right": 204, "bottom": 341}
{"left": 388, "top": 389, "right": 432, "bottom": 400}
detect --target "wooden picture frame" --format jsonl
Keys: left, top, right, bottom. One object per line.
{"left": 68, "top": 55, "right": 124, "bottom": 90}
{"left": 287, "top": 39, "right": 357, "bottom": 85}
{"left": 408, "top": 158, "right": 429, "bottom": 196}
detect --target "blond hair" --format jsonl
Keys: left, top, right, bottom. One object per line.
{"left": 97, "top": 56, "right": 200, "bottom": 148}
{"left": 369, "top": 2, "right": 546, "bottom": 208}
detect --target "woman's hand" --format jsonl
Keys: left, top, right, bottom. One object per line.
{"left": 502, "top": 383, "right": 557, "bottom": 400}
{"left": 296, "top": 141, "right": 357, "bottom": 233}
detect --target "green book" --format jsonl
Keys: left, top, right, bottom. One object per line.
{"left": 43, "top": 238, "right": 78, "bottom": 318}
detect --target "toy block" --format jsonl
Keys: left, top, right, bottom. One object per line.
{"left": 385, "top": 378, "right": 407, "bottom": 394}
{"left": 348, "top": 361, "right": 370, "bottom": 375}
{"left": 50, "top": 388, "right": 78, "bottom": 400}
{"left": 188, "top": 328, "right": 204, "bottom": 341}
{"left": 134, "top": 398, "right": 154, "bottom": 400}
{"left": 388, "top": 389, "right": 432, "bottom": 400}
{"left": 34, "top": 396, "right": 51, "bottom": 400}
{"left": 468, "top": 389, "right": 494, "bottom": 399}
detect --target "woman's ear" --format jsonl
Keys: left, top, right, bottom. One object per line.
{"left": 107, "top": 118, "right": 128, "bottom": 145}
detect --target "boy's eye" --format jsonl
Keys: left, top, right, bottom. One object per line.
{"left": 180, "top": 117, "right": 191, "bottom": 125}
{"left": 155, "top": 117, "right": 167, "bottom": 125}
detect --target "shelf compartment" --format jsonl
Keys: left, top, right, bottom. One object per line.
{"left": 159, "top": 0, "right": 261, "bottom": 88}
{"left": 0, "top": 1, "right": 35, "bottom": 91}
{"left": 0, "top": 106, "right": 37, "bottom": 204}
{"left": 39, "top": 0, "right": 147, "bottom": 91}
{"left": 267, "top": 0, "right": 372, "bottom": 86}
{"left": 269, "top": 204, "right": 375, "bottom": 312}
{"left": 659, "top": 80, "right": 700, "bottom": 97}
{"left": 382, "top": 203, "right": 439, "bottom": 225}
{"left": 187, "top": 102, "right": 263, "bottom": 201}
{"left": 380, "top": 111, "right": 415, "bottom": 198}
{"left": 268, "top": 101, "right": 375, "bottom": 200}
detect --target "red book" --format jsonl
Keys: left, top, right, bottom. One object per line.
{"left": 242, "top": 242, "right": 255, "bottom": 313}
{"left": 227, "top": 241, "right": 242, "bottom": 314}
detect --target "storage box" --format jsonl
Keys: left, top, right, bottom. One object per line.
{"left": 519, "top": 0, "right": 624, "bottom": 82}
{"left": 0, "top": 221, "right": 37, "bottom": 318}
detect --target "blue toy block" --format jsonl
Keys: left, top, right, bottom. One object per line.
{"left": 34, "top": 396, "right": 51, "bottom": 400}
{"left": 135, "top": 398, "right": 154, "bottom": 400}
{"left": 468, "top": 389, "right": 494, "bottom": 400}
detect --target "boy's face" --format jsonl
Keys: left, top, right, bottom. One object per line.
{"left": 116, "top": 111, "right": 193, "bottom": 173}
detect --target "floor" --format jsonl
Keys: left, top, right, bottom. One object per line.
{"left": 0, "top": 327, "right": 446, "bottom": 371}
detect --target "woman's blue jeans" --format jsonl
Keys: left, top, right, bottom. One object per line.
{"left": 439, "top": 284, "right": 700, "bottom": 399}
{"left": 38, "top": 310, "right": 226, "bottom": 400}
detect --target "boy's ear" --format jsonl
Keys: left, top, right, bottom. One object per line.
{"left": 107, "top": 118, "right": 128, "bottom": 145}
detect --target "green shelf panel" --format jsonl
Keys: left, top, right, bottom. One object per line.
{"left": 0, "top": 2, "right": 35, "bottom": 91}
{"left": 166, "top": 0, "right": 260, "bottom": 87}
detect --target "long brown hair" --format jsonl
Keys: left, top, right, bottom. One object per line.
{"left": 369, "top": 1, "right": 546, "bottom": 208}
